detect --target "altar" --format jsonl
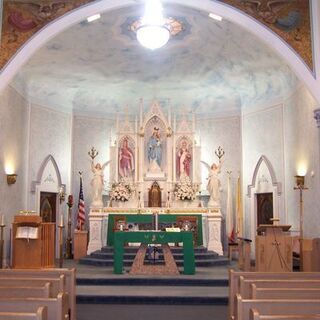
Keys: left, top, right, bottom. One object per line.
{"left": 87, "top": 100, "right": 224, "bottom": 257}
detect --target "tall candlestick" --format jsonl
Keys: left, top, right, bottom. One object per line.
{"left": 139, "top": 98, "right": 143, "bottom": 126}
{"left": 168, "top": 100, "right": 171, "bottom": 127}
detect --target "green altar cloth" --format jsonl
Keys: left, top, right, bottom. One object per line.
{"left": 113, "top": 231, "right": 195, "bottom": 275}
{"left": 107, "top": 214, "right": 203, "bottom": 246}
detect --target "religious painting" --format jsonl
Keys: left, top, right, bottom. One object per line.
{"left": 176, "top": 136, "right": 192, "bottom": 180}
{"left": 218, "top": 0, "right": 313, "bottom": 69}
{"left": 118, "top": 135, "right": 135, "bottom": 180}
{"left": 144, "top": 116, "right": 166, "bottom": 177}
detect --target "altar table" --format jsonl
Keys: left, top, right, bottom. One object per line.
{"left": 113, "top": 231, "right": 195, "bottom": 275}
{"left": 108, "top": 214, "right": 203, "bottom": 246}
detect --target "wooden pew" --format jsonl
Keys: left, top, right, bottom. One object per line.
{"left": 229, "top": 270, "right": 320, "bottom": 319}
{"left": 251, "top": 285, "right": 320, "bottom": 300}
{"left": 239, "top": 277, "right": 320, "bottom": 299}
{"left": 250, "top": 308, "right": 320, "bottom": 320}
{"left": 0, "top": 283, "right": 51, "bottom": 298}
{"left": 0, "top": 276, "right": 65, "bottom": 298}
{"left": 236, "top": 294, "right": 320, "bottom": 320}
{"left": 0, "top": 306, "right": 47, "bottom": 320}
{"left": 0, "top": 292, "right": 68, "bottom": 320}
{"left": 0, "top": 269, "right": 75, "bottom": 320}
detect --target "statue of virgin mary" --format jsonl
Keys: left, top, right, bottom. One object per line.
{"left": 147, "top": 127, "right": 162, "bottom": 173}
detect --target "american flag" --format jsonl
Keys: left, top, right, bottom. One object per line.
{"left": 77, "top": 174, "right": 86, "bottom": 230}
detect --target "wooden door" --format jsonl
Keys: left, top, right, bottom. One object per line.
{"left": 257, "top": 192, "right": 273, "bottom": 226}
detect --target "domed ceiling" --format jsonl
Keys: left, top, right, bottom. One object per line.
{"left": 11, "top": 4, "right": 299, "bottom": 117}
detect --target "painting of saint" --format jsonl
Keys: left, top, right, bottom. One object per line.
{"left": 119, "top": 138, "right": 134, "bottom": 178}
{"left": 147, "top": 127, "right": 162, "bottom": 173}
{"left": 177, "top": 139, "right": 192, "bottom": 178}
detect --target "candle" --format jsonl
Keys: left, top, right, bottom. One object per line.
{"left": 60, "top": 214, "right": 64, "bottom": 227}
{"left": 1, "top": 214, "right": 4, "bottom": 226}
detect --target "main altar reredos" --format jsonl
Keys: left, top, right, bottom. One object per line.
{"left": 88, "top": 100, "right": 223, "bottom": 256}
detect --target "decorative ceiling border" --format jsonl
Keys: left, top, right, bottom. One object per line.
{"left": 0, "top": 0, "right": 313, "bottom": 72}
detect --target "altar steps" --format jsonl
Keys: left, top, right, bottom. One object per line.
{"left": 76, "top": 284, "right": 228, "bottom": 305}
{"left": 79, "top": 246, "right": 230, "bottom": 268}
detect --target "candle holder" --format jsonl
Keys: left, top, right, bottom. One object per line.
{"left": 215, "top": 146, "right": 225, "bottom": 161}
{"left": 88, "top": 147, "right": 98, "bottom": 160}
{"left": 58, "top": 224, "right": 65, "bottom": 268}
{"left": 294, "top": 175, "right": 308, "bottom": 271}
{"left": 65, "top": 195, "right": 73, "bottom": 259}
{"left": 0, "top": 223, "right": 5, "bottom": 269}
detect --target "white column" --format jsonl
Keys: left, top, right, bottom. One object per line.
{"left": 206, "top": 210, "right": 223, "bottom": 255}
{"left": 87, "top": 209, "right": 106, "bottom": 254}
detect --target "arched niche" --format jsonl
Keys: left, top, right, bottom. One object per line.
{"left": 31, "top": 155, "right": 65, "bottom": 215}
{"left": 247, "top": 155, "right": 283, "bottom": 242}
{"left": 0, "top": 0, "right": 319, "bottom": 104}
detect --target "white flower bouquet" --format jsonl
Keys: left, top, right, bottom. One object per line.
{"left": 174, "top": 175, "right": 197, "bottom": 201}
{"left": 109, "top": 180, "right": 134, "bottom": 202}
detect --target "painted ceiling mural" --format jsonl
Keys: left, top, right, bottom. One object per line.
{"left": 11, "top": 5, "right": 299, "bottom": 116}
{"left": 0, "top": 0, "right": 313, "bottom": 71}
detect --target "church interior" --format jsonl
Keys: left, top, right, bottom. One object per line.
{"left": 0, "top": 0, "right": 320, "bottom": 319}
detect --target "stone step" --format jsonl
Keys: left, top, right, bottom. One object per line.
{"left": 76, "top": 285, "right": 228, "bottom": 305}
{"left": 76, "top": 277, "right": 228, "bottom": 287}
{"left": 79, "top": 257, "right": 230, "bottom": 267}
{"left": 90, "top": 251, "right": 218, "bottom": 260}
{"left": 101, "top": 246, "right": 211, "bottom": 254}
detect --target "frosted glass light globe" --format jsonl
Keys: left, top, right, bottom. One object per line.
{"left": 137, "top": 25, "right": 170, "bottom": 50}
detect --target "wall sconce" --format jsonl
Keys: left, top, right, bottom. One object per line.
{"left": 59, "top": 186, "right": 66, "bottom": 203}
{"left": 7, "top": 174, "right": 17, "bottom": 185}
{"left": 294, "top": 175, "right": 305, "bottom": 188}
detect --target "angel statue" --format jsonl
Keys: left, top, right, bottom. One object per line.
{"left": 202, "top": 161, "right": 222, "bottom": 208}
{"left": 90, "top": 159, "right": 109, "bottom": 207}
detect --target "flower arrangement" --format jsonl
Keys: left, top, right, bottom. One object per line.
{"left": 174, "top": 174, "right": 197, "bottom": 201}
{"left": 109, "top": 180, "right": 134, "bottom": 202}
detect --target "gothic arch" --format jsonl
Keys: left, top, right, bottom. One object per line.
{"left": 247, "top": 155, "right": 282, "bottom": 197}
{"left": 0, "top": 0, "right": 319, "bottom": 104}
{"left": 31, "top": 154, "right": 63, "bottom": 192}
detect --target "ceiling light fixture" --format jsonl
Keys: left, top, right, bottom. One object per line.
{"left": 87, "top": 14, "right": 101, "bottom": 23}
{"left": 209, "top": 13, "right": 223, "bottom": 21}
{"left": 137, "top": 0, "right": 170, "bottom": 50}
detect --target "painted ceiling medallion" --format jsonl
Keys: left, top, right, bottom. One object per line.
{"left": 130, "top": 17, "right": 184, "bottom": 38}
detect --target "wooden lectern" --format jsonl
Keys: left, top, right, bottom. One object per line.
{"left": 255, "top": 224, "right": 293, "bottom": 272}
{"left": 12, "top": 215, "right": 55, "bottom": 268}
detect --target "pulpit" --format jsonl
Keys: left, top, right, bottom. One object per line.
{"left": 12, "top": 215, "right": 55, "bottom": 268}
{"left": 255, "top": 224, "right": 293, "bottom": 272}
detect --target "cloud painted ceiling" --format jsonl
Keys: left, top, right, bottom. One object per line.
{"left": 11, "top": 4, "right": 299, "bottom": 117}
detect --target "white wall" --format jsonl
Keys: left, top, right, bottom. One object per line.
{"left": 0, "top": 86, "right": 28, "bottom": 263}
{"left": 71, "top": 115, "right": 114, "bottom": 226}
{"left": 242, "top": 104, "right": 285, "bottom": 238}
{"left": 27, "top": 104, "right": 72, "bottom": 213}
{"left": 241, "top": 85, "right": 320, "bottom": 240}
{"left": 284, "top": 85, "right": 320, "bottom": 237}
{"left": 199, "top": 116, "right": 242, "bottom": 243}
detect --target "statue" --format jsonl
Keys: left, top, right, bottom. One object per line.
{"left": 90, "top": 160, "right": 109, "bottom": 207}
{"left": 119, "top": 138, "right": 134, "bottom": 179}
{"left": 207, "top": 161, "right": 222, "bottom": 207}
{"left": 177, "top": 139, "right": 192, "bottom": 178}
{"left": 147, "top": 127, "right": 162, "bottom": 173}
